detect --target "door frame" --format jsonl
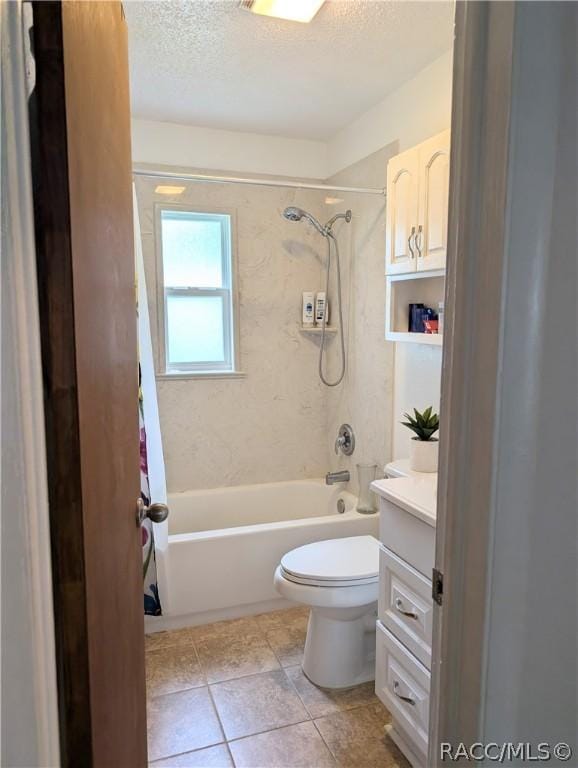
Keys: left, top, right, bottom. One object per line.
{"left": 1, "top": 1, "right": 60, "bottom": 764}
{"left": 429, "top": 2, "right": 517, "bottom": 758}
{"left": 430, "top": 1, "right": 577, "bottom": 762}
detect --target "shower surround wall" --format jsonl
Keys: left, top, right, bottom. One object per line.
{"left": 135, "top": 174, "right": 332, "bottom": 492}
{"left": 325, "top": 146, "right": 396, "bottom": 483}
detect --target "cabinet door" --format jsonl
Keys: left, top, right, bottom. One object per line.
{"left": 417, "top": 130, "right": 451, "bottom": 271}
{"left": 385, "top": 147, "right": 419, "bottom": 274}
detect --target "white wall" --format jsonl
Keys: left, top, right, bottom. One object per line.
{"left": 132, "top": 119, "right": 329, "bottom": 180}
{"left": 327, "top": 51, "right": 453, "bottom": 176}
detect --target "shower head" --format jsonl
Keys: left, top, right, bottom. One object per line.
{"left": 282, "top": 206, "right": 326, "bottom": 236}
{"left": 282, "top": 206, "right": 352, "bottom": 237}
{"left": 283, "top": 206, "right": 304, "bottom": 222}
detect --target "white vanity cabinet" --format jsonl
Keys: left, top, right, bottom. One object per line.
{"left": 386, "top": 129, "right": 451, "bottom": 275}
{"left": 370, "top": 477, "right": 437, "bottom": 768}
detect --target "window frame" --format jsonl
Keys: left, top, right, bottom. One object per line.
{"left": 154, "top": 203, "right": 240, "bottom": 377}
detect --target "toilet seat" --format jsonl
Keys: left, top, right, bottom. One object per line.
{"left": 280, "top": 535, "right": 379, "bottom": 588}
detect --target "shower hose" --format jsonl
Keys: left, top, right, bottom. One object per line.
{"left": 319, "top": 231, "right": 346, "bottom": 387}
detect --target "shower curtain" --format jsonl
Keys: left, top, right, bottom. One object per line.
{"left": 134, "top": 184, "right": 167, "bottom": 616}
{"left": 139, "top": 370, "right": 160, "bottom": 615}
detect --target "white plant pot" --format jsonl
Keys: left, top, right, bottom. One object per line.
{"left": 409, "top": 438, "right": 439, "bottom": 473}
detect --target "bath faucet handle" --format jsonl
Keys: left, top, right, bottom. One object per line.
{"left": 334, "top": 423, "right": 355, "bottom": 456}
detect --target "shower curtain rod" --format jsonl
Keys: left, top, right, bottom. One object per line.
{"left": 132, "top": 168, "right": 386, "bottom": 197}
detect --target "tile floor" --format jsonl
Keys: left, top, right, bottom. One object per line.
{"left": 146, "top": 607, "right": 409, "bottom": 768}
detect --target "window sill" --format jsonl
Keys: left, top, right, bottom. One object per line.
{"left": 156, "top": 371, "right": 247, "bottom": 381}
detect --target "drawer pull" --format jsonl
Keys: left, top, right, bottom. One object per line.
{"left": 393, "top": 681, "right": 415, "bottom": 706}
{"left": 395, "top": 597, "right": 418, "bottom": 620}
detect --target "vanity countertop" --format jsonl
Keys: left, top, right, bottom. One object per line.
{"left": 371, "top": 476, "right": 437, "bottom": 528}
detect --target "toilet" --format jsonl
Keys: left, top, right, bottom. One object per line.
{"left": 274, "top": 535, "right": 380, "bottom": 689}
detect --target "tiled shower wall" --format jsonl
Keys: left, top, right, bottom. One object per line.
{"left": 135, "top": 173, "right": 332, "bottom": 492}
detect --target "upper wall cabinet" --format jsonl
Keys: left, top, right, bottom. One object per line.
{"left": 386, "top": 130, "right": 450, "bottom": 275}
{"left": 384, "top": 147, "right": 419, "bottom": 274}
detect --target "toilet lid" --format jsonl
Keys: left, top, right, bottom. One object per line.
{"left": 280, "top": 535, "right": 379, "bottom": 587}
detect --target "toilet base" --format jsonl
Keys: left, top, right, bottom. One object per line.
{"left": 302, "top": 605, "right": 377, "bottom": 689}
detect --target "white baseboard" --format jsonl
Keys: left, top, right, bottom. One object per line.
{"left": 144, "top": 597, "right": 295, "bottom": 634}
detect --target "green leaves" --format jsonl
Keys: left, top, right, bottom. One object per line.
{"left": 401, "top": 406, "right": 440, "bottom": 442}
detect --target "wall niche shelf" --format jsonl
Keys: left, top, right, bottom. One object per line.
{"left": 385, "top": 269, "right": 445, "bottom": 346}
{"left": 386, "top": 331, "right": 443, "bottom": 346}
{"left": 300, "top": 325, "right": 337, "bottom": 335}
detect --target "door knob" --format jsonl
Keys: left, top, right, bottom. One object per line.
{"left": 136, "top": 498, "right": 169, "bottom": 526}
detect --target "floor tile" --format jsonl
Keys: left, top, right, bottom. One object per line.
{"left": 189, "top": 616, "right": 262, "bottom": 643}
{"left": 285, "top": 666, "right": 380, "bottom": 719}
{"left": 211, "top": 669, "right": 310, "bottom": 741}
{"left": 265, "top": 626, "right": 307, "bottom": 667}
{"left": 146, "top": 645, "right": 205, "bottom": 697}
{"left": 149, "top": 743, "right": 233, "bottom": 767}
{"left": 313, "top": 702, "right": 407, "bottom": 768}
{"left": 146, "top": 628, "right": 196, "bottom": 652}
{"left": 147, "top": 687, "right": 224, "bottom": 762}
{"left": 229, "top": 721, "right": 336, "bottom": 768}
{"left": 255, "top": 607, "right": 310, "bottom": 633}
{"left": 196, "top": 633, "right": 280, "bottom": 684}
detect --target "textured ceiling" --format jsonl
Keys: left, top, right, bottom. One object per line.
{"left": 125, "top": 0, "right": 454, "bottom": 140}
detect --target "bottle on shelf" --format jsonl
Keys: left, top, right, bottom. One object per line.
{"left": 302, "top": 291, "right": 315, "bottom": 326}
{"left": 315, "top": 291, "right": 329, "bottom": 325}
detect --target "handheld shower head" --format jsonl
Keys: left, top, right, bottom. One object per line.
{"left": 282, "top": 206, "right": 325, "bottom": 236}
{"left": 283, "top": 206, "right": 304, "bottom": 222}
{"left": 282, "top": 206, "right": 352, "bottom": 237}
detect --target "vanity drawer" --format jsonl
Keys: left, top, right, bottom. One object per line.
{"left": 375, "top": 621, "right": 430, "bottom": 759}
{"left": 378, "top": 545, "right": 433, "bottom": 669}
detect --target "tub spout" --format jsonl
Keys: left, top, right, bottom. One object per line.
{"left": 325, "top": 470, "right": 350, "bottom": 485}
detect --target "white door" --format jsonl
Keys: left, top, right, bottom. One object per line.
{"left": 416, "top": 130, "right": 451, "bottom": 272}
{"left": 385, "top": 147, "right": 419, "bottom": 275}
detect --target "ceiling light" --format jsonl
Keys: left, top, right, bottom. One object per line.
{"left": 240, "top": 0, "right": 325, "bottom": 24}
{"left": 154, "top": 185, "right": 186, "bottom": 195}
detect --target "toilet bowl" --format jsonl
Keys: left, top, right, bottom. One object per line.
{"left": 274, "top": 535, "right": 380, "bottom": 689}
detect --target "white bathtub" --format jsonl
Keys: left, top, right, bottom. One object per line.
{"left": 162, "top": 478, "right": 379, "bottom": 625}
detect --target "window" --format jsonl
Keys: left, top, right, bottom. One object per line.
{"left": 157, "top": 208, "right": 236, "bottom": 374}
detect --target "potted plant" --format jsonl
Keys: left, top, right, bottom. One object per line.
{"left": 402, "top": 406, "right": 440, "bottom": 473}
